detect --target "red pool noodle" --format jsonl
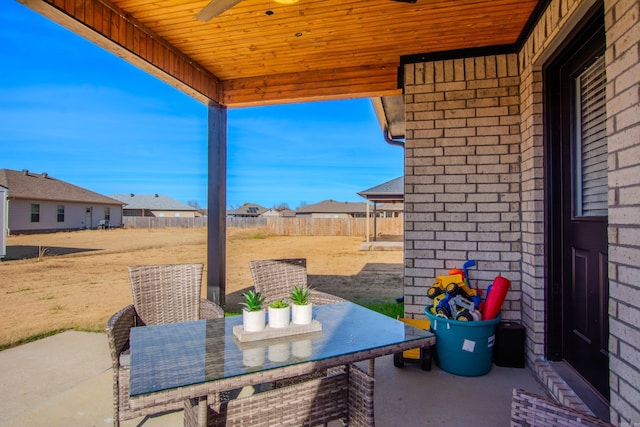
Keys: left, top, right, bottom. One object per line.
{"left": 482, "top": 276, "right": 511, "bottom": 320}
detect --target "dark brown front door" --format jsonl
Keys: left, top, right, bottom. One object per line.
{"left": 546, "top": 6, "right": 609, "bottom": 400}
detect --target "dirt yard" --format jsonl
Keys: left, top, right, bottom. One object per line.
{"left": 0, "top": 227, "right": 403, "bottom": 348}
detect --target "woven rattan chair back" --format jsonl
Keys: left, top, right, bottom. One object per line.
{"left": 249, "top": 258, "right": 347, "bottom": 306}
{"left": 248, "top": 258, "right": 308, "bottom": 305}
{"left": 511, "top": 388, "right": 612, "bottom": 426}
{"left": 128, "top": 263, "right": 203, "bottom": 326}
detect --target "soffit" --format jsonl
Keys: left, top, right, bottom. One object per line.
{"left": 24, "top": 0, "right": 541, "bottom": 106}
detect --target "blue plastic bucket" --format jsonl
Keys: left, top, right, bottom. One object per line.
{"left": 425, "top": 308, "right": 501, "bottom": 376}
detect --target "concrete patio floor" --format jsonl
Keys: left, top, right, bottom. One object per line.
{"left": 0, "top": 330, "right": 548, "bottom": 426}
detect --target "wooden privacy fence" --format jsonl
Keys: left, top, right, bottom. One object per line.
{"left": 231, "top": 217, "right": 403, "bottom": 237}
{"left": 123, "top": 216, "right": 207, "bottom": 228}
{"left": 124, "top": 216, "right": 403, "bottom": 237}
{"left": 226, "top": 217, "right": 267, "bottom": 228}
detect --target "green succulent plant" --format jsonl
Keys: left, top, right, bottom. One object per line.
{"left": 290, "top": 284, "right": 312, "bottom": 305}
{"left": 240, "top": 290, "right": 265, "bottom": 312}
{"left": 269, "top": 299, "right": 290, "bottom": 309}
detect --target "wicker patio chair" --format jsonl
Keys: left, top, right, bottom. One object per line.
{"left": 106, "top": 263, "right": 225, "bottom": 426}
{"left": 248, "top": 258, "right": 346, "bottom": 306}
{"left": 511, "top": 388, "right": 613, "bottom": 427}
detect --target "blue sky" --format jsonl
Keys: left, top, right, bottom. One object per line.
{"left": 0, "top": 1, "right": 403, "bottom": 210}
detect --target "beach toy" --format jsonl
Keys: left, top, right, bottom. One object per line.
{"left": 482, "top": 276, "right": 511, "bottom": 320}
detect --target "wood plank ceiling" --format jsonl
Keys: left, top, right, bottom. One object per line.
{"left": 21, "top": 0, "right": 540, "bottom": 107}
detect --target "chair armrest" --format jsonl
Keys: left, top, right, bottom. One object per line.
{"left": 200, "top": 298, "right": 225, "bottom": 319}
{"left": 310, "top": 291, "right": 347, "bottom": 305}
{"left": 106, "top": 305, "right": 135, "bottom": 367}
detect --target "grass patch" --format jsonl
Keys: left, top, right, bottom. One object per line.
{"left": 6, "top": 287, "right": 32, "bottom": 294}
{"left": 0, "top": 326, "right": 107, "bottom": 351}
{"left": 38, "top": 295, "right": 55, "bottom": 301}
{"left": 0, "top": 329, "right": 69, "bottom": 351}
{"left": 361, "top": 299, "right": 404, "bottom": 318}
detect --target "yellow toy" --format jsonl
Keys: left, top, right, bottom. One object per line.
{"left": 426, "top": 274, "right": 464, "bottom": 299}
{"left": 393, "top": 317, "right": 432, "bottom": 370}
{"left": 427, "top": 271, "right": 483, "bottom": 320}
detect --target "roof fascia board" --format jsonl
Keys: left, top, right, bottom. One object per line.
{"left": 20, "top": 0, "right": 223, "bottom": 105}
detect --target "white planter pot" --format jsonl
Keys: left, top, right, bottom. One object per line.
{"left": 292, "top": 339, "right": 312, "bottom": 358}
{"left": 268, "top": 305, "right": 290, "bottom": 328}
{"left": 242, "top": 347, "right": 265, "bottom": 367}
{"left": 268, "top": 343, "right": 290, "bottom": 362}
{"left": 243, "top": 309, "right": 266, "bottom": 332}
{"left": 291, "top": 303, "right": 313, "bottom": 325}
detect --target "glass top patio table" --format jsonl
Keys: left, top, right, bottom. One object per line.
{"left": 130, "top": 301, "right": 434, "bottom": 397}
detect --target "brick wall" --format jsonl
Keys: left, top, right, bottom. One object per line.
{"left": 517, "top": 59, "right": 545, "bottom": 361}
{"left": 403, "top": 54, "right": 522, "bottom": 319}
{"left": 603, "top": 0, "right": 640, "bottom": 424}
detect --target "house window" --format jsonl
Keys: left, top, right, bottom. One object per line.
{"left": 57, "top": 205, "right": 65, "bottom": 222}
{"left": 104, "top": 207, "right": 110, "bottom": 221}
{"left": 31, "top": 204, "right": 40, "bottom": 222}
{"left": 574, "top": 55, "right": 607, "bottom": 217}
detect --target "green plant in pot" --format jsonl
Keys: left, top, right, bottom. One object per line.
{"left": 240, "top": 290, "right": 266, "bottom": 332}
{"left": 268, "top": 299, "right": 290, "bottom": 328}
{"left": 290, "top": 285, "right": 313, "bottom": 325}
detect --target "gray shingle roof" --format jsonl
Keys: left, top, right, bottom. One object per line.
{"left": 296, "top": 199, "right": 368, "bottom": 214}
{"left": 228, "top": 203, "right": 268, "bottom": 216}
{"left": 357, "top": 177, "right": 404, "bottom": 201}
{"left": 0, "top": 169, "right": 123, "bottom": 205}
{"left": 110, "top": 194, "right": 197, "bottom": 211}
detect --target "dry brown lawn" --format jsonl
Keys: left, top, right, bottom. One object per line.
{"left": 0, "top": 227, "right": 403, "bottom": 348}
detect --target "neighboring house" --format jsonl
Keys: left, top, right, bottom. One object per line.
{"left": 0, "top": 169, "right": 123, "bottom": 233}
{"left": 0, "top": 185, "right": 6, "bottom": 258}
{"left": 261, "top": 208, "right": 296, "bottom": 218}
{"left": 295, "top": 200, "right": 369, "bottom": 218}
{"left": 377, "top": 202, "right": 403, "bottom": 218}
{"left": 357, "top": 176, "right": 404, "bottom": 218}
{"left": 110, "top": 194, "right": 198, "bottom": 218}
{"left": 358, "top": 177, "right": 404, "bottom": 244}
{"left": 228, "top": 203, "right": 268, "bottom": 218}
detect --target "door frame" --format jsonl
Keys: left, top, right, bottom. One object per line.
{"left": 543, "top": 2, "right": 605, "bottom": 363}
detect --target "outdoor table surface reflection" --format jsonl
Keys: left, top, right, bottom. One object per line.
{"left": 129, "top": 301, "right": 435, "bottom": 425}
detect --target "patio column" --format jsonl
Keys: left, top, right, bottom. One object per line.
{"left": 365, "top": 200, "right": 370, "bottom": 242}
{"left": 373, "top": 202, "right": 378, "bottom": 242}
{"left": 207, "top": 102, "right": 227, "bottom": 306}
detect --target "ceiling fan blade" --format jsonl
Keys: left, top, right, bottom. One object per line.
{"left": 195, "top": 0, "right": 244, "bottom": 22}
{"left": 392, "top": 0, "right": 418, "bottom": 3}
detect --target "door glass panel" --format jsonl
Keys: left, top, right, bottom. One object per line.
{"left": 575, "top": 55, "right": 607, "bottom": 217}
